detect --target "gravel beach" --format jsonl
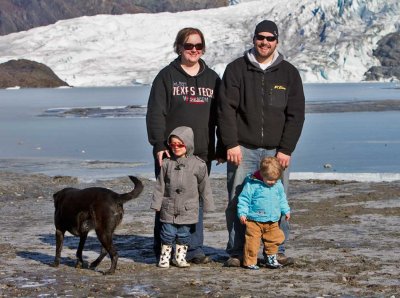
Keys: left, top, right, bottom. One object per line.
{"left": 0, "top": 171, "right": 399, "bottom": 297}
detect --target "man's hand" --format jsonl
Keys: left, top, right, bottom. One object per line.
{"left": 285, "top": 213, "right": 291, "bottom": 221}
{"left": 240, "top": 215, "right": 247, "bottom": 225}
{"left": 227, "top": 146, "right": 242, "bottom": 166}
{"left": 276, "top": 152, "right": 291, "bottom": 168}
{"left": 157, "top": 150, "right": 170, "bottom": 167}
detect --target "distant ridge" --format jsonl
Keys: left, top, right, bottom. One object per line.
{"left": 1, "top": 0, "right": 399, "bottom": 86}
{"left": 0, "top": 0, "right": 227, "bottom": 36}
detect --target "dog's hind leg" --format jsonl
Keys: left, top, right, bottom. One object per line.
{"left": 89, "top": 246, "right": 107, "bottom": 269}
{"left": 52, "top": 229, "right": 64, "bottom": 267}
{"left": 96, "top": 232, "right": 118, "bottom": 275}
{"left": 75, "top": 233, "right": 88, "bottom": 269}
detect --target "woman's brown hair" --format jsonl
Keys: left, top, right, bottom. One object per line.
{"left": 173, "top": 27, "right": 206, "bottom": 54}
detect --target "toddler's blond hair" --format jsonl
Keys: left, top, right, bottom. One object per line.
{"left": 259, "top": 156, "right": 284, "bottom": 181}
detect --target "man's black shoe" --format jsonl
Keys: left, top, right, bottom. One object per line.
{"left": 190, "top": 255, "right": 212, "bottom": 264}
{"left": 224, "top": 257, "right": 241, "bottom": 267}
{"left": 277, "top": 253, "right": 295, "bottom": 266}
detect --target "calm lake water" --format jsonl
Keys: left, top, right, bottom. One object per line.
{"left": 0, "top": 83, "right": 399, "bottom": 181}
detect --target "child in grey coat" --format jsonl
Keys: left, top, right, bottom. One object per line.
{"left": 150, "top": 126, "right": 215, "bottom": 268}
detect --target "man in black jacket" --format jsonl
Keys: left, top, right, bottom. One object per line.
{"left": 218, "top": 20, "right": 305, "bottom": 267}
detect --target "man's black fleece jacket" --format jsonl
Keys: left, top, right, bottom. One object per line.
{"left": 217, "top": 52, "right": 305, "bottom": 156}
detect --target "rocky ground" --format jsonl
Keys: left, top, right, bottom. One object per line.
{"left": 0, "top": 171, "right": 399, "bottom": 297}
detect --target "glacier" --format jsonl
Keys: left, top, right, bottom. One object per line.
{"left": 0, "top": 0, "right": 399, "bottom": 87}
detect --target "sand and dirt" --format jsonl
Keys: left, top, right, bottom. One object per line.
{"left": 0, "top": 171, "right": 399, "bottom": 297}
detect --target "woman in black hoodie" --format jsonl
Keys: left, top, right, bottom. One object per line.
{"left": 146, "top": 27, "right": 222, "bottom": 264}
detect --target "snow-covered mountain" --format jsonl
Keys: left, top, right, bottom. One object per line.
{"left": 0, "top": 0, "right": 399, "bottom": 87}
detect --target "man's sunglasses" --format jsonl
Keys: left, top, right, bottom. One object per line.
{"left": 255, "top": 34, "right": 277, "bottom": 42}
{"left": 183, "top": 43, "right": 204, "bottom": 51}
{"left": 169, "top": 142, "right": 186, "bottom": 149}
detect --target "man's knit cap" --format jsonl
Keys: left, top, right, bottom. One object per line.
{"left": 254, "top": 20, "right": 279, "bottom": 37}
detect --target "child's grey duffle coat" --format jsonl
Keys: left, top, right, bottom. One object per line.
{"left": 150, "top": 126, "right": 215, "bottom": 224}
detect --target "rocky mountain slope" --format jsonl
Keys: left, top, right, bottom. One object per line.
{"left": 364, "top": 32, "right": 400, "bottom": 81}
{"left": 0, "top": 59, "right": 69, "bottom": 88}
{"left": 0, "top": 0, "right": 227, "bottom": 36}
{"left": 0, "top": 0, "right": 399, "bottom": 86}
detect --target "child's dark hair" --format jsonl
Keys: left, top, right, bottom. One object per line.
{"left": 168, "top": 134, "right": 183, "bottom": 144}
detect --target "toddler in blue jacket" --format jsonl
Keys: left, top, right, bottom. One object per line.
{"left": 237, "top": 156, "right": 291, "bottom": 269}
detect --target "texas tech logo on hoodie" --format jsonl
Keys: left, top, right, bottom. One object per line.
{"left": 172, "top": 81, "right": 214, "bottom": 104}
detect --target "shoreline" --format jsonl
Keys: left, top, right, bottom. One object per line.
{"left": 1, "top": 157, "right": 399, "bottom": 183}
{"left": 1, "top": 157, "right": 400, "bottom": 183}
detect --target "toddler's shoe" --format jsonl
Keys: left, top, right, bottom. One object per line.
{"left": 265, "top": 254, "right": 283, "bottom": 269}
{"left": 245, "top": 264, "right": 260, "bottom": 270}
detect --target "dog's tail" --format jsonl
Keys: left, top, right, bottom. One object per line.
{"left": 116, "top": 176, "right": 144, "bottom": 204}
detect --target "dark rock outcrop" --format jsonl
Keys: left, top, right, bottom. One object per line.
{"left": 0, "top": 0, "right": 228, "bottom": 36}
{"left": 364, "top": 32, "right": 400, "bottom": 81}
{"left": 0, "top": 59, "right": 69, "bottom": 88}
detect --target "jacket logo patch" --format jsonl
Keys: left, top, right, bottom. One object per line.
{"left": 274, "top": 85, "right": 286, "bottom": 90}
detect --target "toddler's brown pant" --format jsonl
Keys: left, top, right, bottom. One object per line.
{"left": 243, "top": 220, "right": 285, "bottom": 266}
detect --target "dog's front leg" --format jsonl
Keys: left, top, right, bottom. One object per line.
{"left": 75, "top": 233, "right": 88, "bottom": 269}
{"left": 52, "top": 229, "right": 64, "bottom": 267}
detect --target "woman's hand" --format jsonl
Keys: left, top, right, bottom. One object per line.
{"left": 157, "top": 150, "right": 170, "bottom": 167}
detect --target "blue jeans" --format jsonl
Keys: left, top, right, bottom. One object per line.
{"left": 225, "top": 146, "right": 290, "bottom": 257}
{"left": 153, "top": 152, "right": 210, "bottom": 260}
{"left": 154, "top": 208, "right": 205, "bottom": 260}
{"left": 160, "top": 223, "right": 191, "bottom": 245}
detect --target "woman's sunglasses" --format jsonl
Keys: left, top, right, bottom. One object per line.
{"left": 169, "top": 142, "right": 186, "bottom": 149}
{"left": 183, "top": 43, "right": 204, "bottom": 51}
{"left": 255, "top": 34, "right": 277, "bottom": 42}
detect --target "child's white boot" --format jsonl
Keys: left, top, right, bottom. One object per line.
{"left": 174, "top": 244, "right": 190, "bottom": 268}
{"left": 158, "top": 244, "right": 172, "bottom": 268}
{"left": 265, "top": 254, "right": 283, "bottom": 269}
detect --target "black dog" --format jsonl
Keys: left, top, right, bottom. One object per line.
{"left": 52, "top": 176, "right": 143, "bottom": 274}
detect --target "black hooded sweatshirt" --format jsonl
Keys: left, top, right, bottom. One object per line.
{"left": 146, "top": 57, "right": 221, "bottom": 163}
